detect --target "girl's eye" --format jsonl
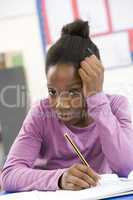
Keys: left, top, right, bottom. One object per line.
{"left": 48, "top": 89, "right": 57, "bottom": 97}
{"left": 69, "top": 89, "right": 80, "bottom": 97}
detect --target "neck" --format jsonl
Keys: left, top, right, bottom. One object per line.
{"left": 74, "top": 112, "right": 94, "bottom": 128}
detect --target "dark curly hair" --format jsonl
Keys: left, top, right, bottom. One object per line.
{"left": 45, "top": 19, "right": 100, "bottom": 74}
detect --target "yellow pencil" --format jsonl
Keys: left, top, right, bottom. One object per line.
{"left": 64, "top": 133, "right": 89, "bottom": 167}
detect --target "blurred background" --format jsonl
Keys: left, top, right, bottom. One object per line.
{"left": 0, "top": 0, "right": 133, "bottom": 170}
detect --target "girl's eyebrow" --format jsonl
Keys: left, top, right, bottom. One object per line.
{"left": 47, "top": 84, "right": 55, "bottom": 88}
{"left": 47, "top": 81, "right": 81, "bottom": 88}
{"left": 68, "top": 82, "right": 82, "bottom": 88}
{"left": 47, "top": 84, "right": 51, "bottom": 87}
{"left": 69, "top": 82, "right": 80, "bottom": 85}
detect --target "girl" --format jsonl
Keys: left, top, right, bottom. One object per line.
{"left": 1, "top": 20, "right": 133, "bottom": 191}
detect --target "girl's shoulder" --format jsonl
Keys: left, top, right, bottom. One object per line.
{"left": 30, "top": 97, "right": 50, "bottom": 113}
{"left": 25, "top": 98, "right": 51, "bottom": 123}
{"left": 106, "top": 93, "right": 130, "bottom": 114}
{"left": 106, "top": 93, "right": 129, "bottom": 105}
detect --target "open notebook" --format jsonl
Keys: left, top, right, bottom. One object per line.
{"left": 1, "top": 171, "right": 133, "bottom": 200}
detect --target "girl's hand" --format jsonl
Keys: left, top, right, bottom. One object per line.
{"left": 78, "top": 55, "right": 104, "bottom": 97}
{"left": 59, "top": 163, "right": 100, "bottom": 190}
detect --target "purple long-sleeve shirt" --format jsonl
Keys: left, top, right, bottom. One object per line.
{"left": 1, "top": 92, "right": 133, "bottom": 192}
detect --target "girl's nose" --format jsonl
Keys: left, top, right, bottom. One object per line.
{"left": 55, "top": 95, "right": 71, "bottom": 109}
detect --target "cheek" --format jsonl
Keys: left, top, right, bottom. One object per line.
{"left": 49, "top": 97, "right": 82, "bottom": 109}
{"left": 70, "top": 96, "right": 84, "bottom": 109}
{"left": 48, "top": 96, "right": 57, "bottom": 108}
{"left": 48, "top": 93, "right": 85, "bottom": 110}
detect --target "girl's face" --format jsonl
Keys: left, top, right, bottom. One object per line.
{"left": 47, "top": 64, "right": 87, "bottom": 126}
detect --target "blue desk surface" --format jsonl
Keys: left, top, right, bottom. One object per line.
{"left": 107, "top": 194, "right": 133, "bottom": 199}
{"left": 0, "top": 192, "right": 133, "bottom": 199}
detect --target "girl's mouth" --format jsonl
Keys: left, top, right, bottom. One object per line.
{"left": 57, "top": 112, "right": 76, "bottom": 121}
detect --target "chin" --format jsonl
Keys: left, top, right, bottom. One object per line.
{"left": 59, "top": 116, "right": 80, "bottom": 125}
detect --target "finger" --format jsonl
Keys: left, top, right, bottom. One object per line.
{"left": 86, "top": 167, "right": 100, "bottom": 182}
{"left": 76, "top": 164, "right": 100, "bottom": 182}
{"left": 84, "top": 56, "right": 104, "bottom": 73}
{"left": 86, "top": 55, "right": 103, "bottom": 67}
{"left": 68, "top": 175, "right": 90, "bottom": 189}
{"left": 81, "top": 61, "right": 97, "bottom": 77}
{"left": 78, "top": 68, "right": 91, "bottom": 81}
{"left": 78, "top": 69, "right": 98, "bottom": 96}
{"left": 70, "top": 167, "right": 97, "bottom": 187}
{"left": 81, "top": 58, "right": 103, "bottom": 78}
{"left": 66, "top": 183, "right": 82, "bottom": 191}
{"left": 84, "top": 58, "right": 103, "bottom": 76}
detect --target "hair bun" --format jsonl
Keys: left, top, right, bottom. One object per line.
{"left": 61, "top": 19, "right": 89, "bottom": 39}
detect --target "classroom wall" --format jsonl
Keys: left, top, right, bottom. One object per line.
{"left": 0, "top": 0, "right": 47, "bottom": 104}
{"left": 41, "top": 0, "right": 133, "bottom": 68}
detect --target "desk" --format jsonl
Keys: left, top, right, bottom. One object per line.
{"left": 0, "top": 192, "right": 10, "bottom": 195}
{"left": 107, "top": 195, "right": 133, "bottom": 199}
{"left": 0, "top": 192, "right": 133, "bottom": 199}
{"left": 0, "top": 191, "right": 6, "bottom": 195}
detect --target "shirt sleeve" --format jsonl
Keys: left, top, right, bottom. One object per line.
{"left": 86, "top": 92, "right": 133, "bottom": 177}
{"left": 0, "top": 102, "right": 68, "bottom": 192}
